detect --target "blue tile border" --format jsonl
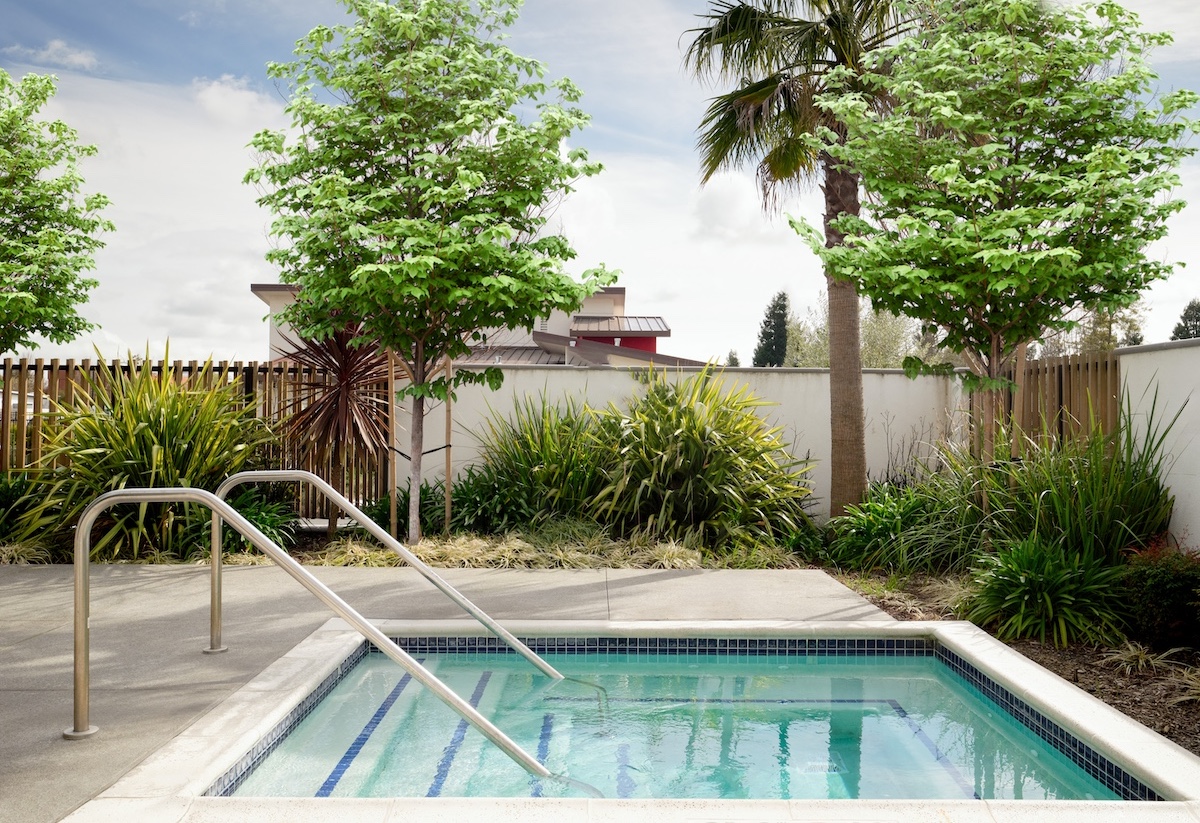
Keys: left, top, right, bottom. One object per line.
{"left": 384, "top": 636, "right": 935, "bottom": 657}
{"left": 204, "top": 642, "right": 369, "bottom": 798}
{"left": 935, "top": 646, "right": 1161, "bottom": 801}
{"left": 205, "top": 635, "right": 1160, "bottom": 802}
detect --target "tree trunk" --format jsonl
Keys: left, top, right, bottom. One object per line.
{"left": 821, "top": 152, "right": 867, "bottom": 517}
{"left": 408, "top": 391, "right": 424, "bottom": 546}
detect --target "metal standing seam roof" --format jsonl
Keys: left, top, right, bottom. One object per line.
{"left": 569, "top": 315, "right": 670, "bottom": 337}
{"left": 453, "top": 346, "right": 565, "bottom": 366}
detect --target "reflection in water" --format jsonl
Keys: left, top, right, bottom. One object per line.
{"left": 830, "top": 678, "right": 864, "bottom": 797}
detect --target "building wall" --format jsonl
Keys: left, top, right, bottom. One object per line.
{"left": 1118, "top": 339, "right": 1200, "bottom": 548}
{"left": 393, "top": 366, "right": 965, "bottom": 521}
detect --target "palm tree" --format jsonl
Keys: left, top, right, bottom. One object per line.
{"left": 685, "top": 0, "right": 912, "bottom": 516}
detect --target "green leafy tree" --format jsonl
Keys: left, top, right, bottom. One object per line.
{"left": 786, "top": 294, "right": 945, "bottom": 369}
{"left": 797, "top": 0, "right": 1196, "bottom": 461}
{"left": 726, "top": 349, "right": 741, "bottom": 366}
{"left": 246, "top": 0, "right": 612, "bottom": 542}
{"left": 753, "top": 290, "right": 790, "bottom": 366}
{"left": 685, "top": 0, "right": 913, "bottom": 515}
{"left": 1170, "top": 298, "right": 1200, "bottom": 341}
{"left": 784, "top": 300, "right": 829, "bottom": 368}
{"left": 0, "top": 69, "right": 112, "bottom": 355}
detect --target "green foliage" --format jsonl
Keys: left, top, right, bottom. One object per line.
{"left": 590, "top": 369, "right": 814, "bottom": 547}
{"left": 188, "top": 487, "right": 297, "bottom": 555}
{"left": 19, "top": 355, "right": 275, "bottom": 561}
{"left": 796, "top": 0, "right": 1196, "bottom": 456}
{"left": 472, "top": 393, "right": 603, "bottom": 524}
{"left": 817, "top": 394, "right": 1176, "bottom": 574}
{"left": 462, "top": 371, "right": 815, "bottom": 546}
{"left": 1170, "top": 298, "right": 1200, "bottom": 341}
{"left": 0, "top": 69, "right": 112, "bottom": 355}
{"left": 0, "top": 473, "right": 34, "bottom": 542}
{"left": 443, "top": 463, "right": 540, "bottom": 536}
{"left": 752, "top": 290, "right": 789, "bottom": 367}
{"left": 1118, "top": 547, "right": 1200, "bottom": 651}
{"left": 981, "top": 399, "right": 1177, "bottom": 565}
{"left": 361, "top": 481, "right": 447, "bottom": 538}
{"left": 826, "top": 482, "right": 977, "bottom": 573}
{"left": 245, "top": 0, "right": 614, "bottom": 542}
{"left": 964, "top": 537, "right": 1126, "bottom": 648}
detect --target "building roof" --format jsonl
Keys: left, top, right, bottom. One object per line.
{"left": 453, "top": 345, "right": 565, "bottom": 366}
{"left": 570, "top": 315, "right": 670, "bottom": 338}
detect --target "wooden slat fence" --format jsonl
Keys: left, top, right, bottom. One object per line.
{"left": 0, "top": 358, "right": 389, "bottom": 517}
{"left": 1002, "top": 351, "right": 1120, "bottom": 450}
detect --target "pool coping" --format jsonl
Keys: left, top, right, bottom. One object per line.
{"left": 61, "top": 619, "right": 1200, "bottom": 823}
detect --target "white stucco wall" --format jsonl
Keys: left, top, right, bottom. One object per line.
{"left": 393, "top": 366, "right": 965, "bottom": 521}
{"left": 1118, "top": 340, "right": 1200, "bottom": 548}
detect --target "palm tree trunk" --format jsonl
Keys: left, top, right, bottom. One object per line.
{"left": 822, "top": 151, "right": 867, "bottom": 517}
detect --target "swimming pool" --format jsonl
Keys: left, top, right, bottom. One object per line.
{"left": 224, "top": 644, "right": 1118, "bottom": 800}
{"left": 74, "top": 619, "right": 1200, "bottom": 822}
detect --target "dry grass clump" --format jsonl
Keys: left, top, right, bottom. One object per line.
{"left": 280, "top": 517, "right": 799, "bottom": 571}
{"left": 0, "top": 541, "right": 50, "bottom": 565}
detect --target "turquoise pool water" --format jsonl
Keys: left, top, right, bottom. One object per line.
{"left": 230, "top": 650, "right": 1119, "bottom": 801}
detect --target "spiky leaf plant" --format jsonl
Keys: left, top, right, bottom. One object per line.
{"left": 964, "top": 537, "right": 1126, "bottom": 648}
{"left": 275, "top": 326, "right": 394, "bottom": 537}
{"left": 19, "top": 352, "right": 275, "bottom": 561}
{"left": 590, "top": 368, "right": 814, "bottom": 548}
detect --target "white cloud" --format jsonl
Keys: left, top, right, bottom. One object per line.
{"left": 3, "top": 39, "right": 99, "bottom": 72}
{"left": 16, "top": 69, "right": 287, "bottom": 362}
{"left": 553, "top": 153, "right": 826, "bottom": 364}
{"left": 191, "top": 74, "right": 282, "bottom": 129}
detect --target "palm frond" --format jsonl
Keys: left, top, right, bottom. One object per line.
{"left": 686, "top": 0, "right": 916, "bottom": 204}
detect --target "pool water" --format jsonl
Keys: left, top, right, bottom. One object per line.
{"left": 231, "top": 651, "right": 1119, "bottom": 801}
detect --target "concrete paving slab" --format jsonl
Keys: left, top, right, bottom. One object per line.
{"left": 604, "top": 568, "right": 892, "bottom": 621}
{"left": 0, "top": 564, "right": 887, "bottom": 823}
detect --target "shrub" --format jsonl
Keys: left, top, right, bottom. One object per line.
{"left": 980, "top": 397, "right": 1177, "bottom": 565}
{"left": 443, "top": 464, "right": 540, "bottom": 535}
{"left": 589, "top": 368, "right": 814, "bottom": 547}
{"left": 964, "top": 537, "right": 1126, "bottom": 648}
{"left": 469, "top": 393, "right": 602, "bottom": 527}
{"left": 185, "top": 487, "right": 298, "bottom": 555}
{"left": 0, "top": 473, "right": 34, "bottom": 542}
{"left": 18, "top": 355, "right": 276, "bottom": 561}
{"left": 826, "top": 482, "right": 979, "bottom": 573}
{"left": 1119, "top": 546, "right": 1200, "bottom": 650}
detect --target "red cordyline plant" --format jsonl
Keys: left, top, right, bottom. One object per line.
{"left": 276, "top": 325, "right": 393, "bottom": 538}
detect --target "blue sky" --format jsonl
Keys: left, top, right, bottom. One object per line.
{"left": 2, "top": 0, "right": 1199, "bottom": 363}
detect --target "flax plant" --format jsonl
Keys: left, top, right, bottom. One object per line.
{"left": 467, "top": 393, "right": 603, "bottom": 528}
{"left": 19, "top": 352, "right": 274, "bottom": 560}
{"left": 590, "top": 368, "right": 814, "bottom": 547}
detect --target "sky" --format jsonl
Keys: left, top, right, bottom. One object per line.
{"left": 2, "top": 0, "right": 1199, "bottom": 364}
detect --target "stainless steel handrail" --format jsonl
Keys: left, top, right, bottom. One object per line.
{"left": 211, "top": 470, "right": 563, "bottom": 681}
{"left": 63, "top": 487, "right": 602, "bottom": 798}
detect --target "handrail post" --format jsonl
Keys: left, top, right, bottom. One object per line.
{"left": 64, "top": 525, "right": 97, "bottom": 739}
{"left": 204, "top": 510, "right": 226, "bottom": 653}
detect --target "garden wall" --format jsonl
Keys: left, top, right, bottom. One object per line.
{"left": 1118, "top": 339, "right": 1200, "bottom": 548}
{"left": 396, "top": 366, "right": 966, "bottom": 521}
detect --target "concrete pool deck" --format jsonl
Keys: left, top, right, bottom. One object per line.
{"left": 0, "top": 564, "right": 888, "bottom": 823}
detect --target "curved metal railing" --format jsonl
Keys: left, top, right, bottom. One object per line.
{"left": 211, "top": 470, "right": 563, "bottom": 681}
{"left": 63, "top": 487, "right": 602, "bottom": 798}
